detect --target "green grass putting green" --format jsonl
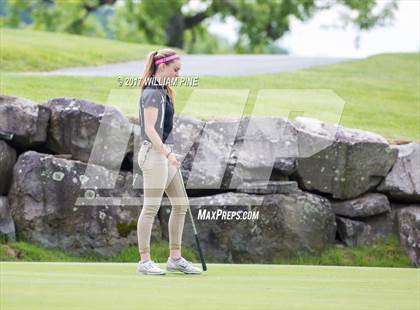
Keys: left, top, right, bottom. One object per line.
{"left": 0, "top": 28, "right": 177, "bottom": 72}
{"left": 1, "top": 262, "right": 418, "bottom": 310}
{"left": 1, "top": 53, "right": 418, "bottom": 141}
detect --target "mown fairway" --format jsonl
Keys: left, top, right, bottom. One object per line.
{"left": 1, "top": 262, "right": 418, "bottom": 310}
{"left": 0, "top": 28, "right": 169, "bottom": 72}
{"left": 1, "top": 52, "right": 418, "bottom": 141}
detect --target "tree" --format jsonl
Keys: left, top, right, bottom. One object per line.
{"left": 1, "top": 0, "right": 117, "bottom": 33}
{"left": 2, "top": 0, "right": 398, "bottom": 52}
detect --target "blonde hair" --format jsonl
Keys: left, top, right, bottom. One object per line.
{"left": 140, "top": 48, "right": 178, "bottom": 105}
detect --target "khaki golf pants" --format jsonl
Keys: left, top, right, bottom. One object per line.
{"left": 137, "top": 143, "right": 189, "bottom": 255}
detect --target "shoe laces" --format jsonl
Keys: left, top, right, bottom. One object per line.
{"left": 178, "top": 257, "right": 192, "bottom": 268}
{"left": 144, "top": 260, "right": 157, "bottom": 270}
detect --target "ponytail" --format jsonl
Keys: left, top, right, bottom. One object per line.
{"left": 140, "top": 48, "right": 177, "bottom": 105}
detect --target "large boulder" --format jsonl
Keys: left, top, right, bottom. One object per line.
{"left": 336, "top": 211, "right": 397, "bottom": 246}
{"left": 336, "top": 217, "right": 366, "bottom": 246}
{"left": 0, "top": 196, "right": 16, "bottom": 242}
{"left": 184, "top": 118, "right": 242, "bottom": 190}
{"left": 292, "top": 117, "right": 398, "bottom": 199}
{"left": 236, "top": 180, "right": 299, "bottom": 194}
{"left": 229, "top": 117, "right": 297, "bottom": 188}
{"left": 172, "top": 115, "right": 205, "bottom": 163}
{"left": 184, "top": 117, "right": 298, "bottom": 191}
{"left": 43, "top": 98, "right": 133, "bottom": 170}
{"left": 0, "top": 95, "right": 50, "bottom": 149}
{"left": 165, "top": 115, "right": 205, "bottom": 184}
{"left": 7, "top": 151, "right": 159, "bottom": 257}
{"left": 396, "top": 206, "right": 420, "bottom": 267}
{"left": 378, "top": 143, "right": 420, "bottom": 202}
{"left": 0, "top": 140, "right": 17, "bottom": 195}
{"left": 160, "top": 189, "right": 336, "bottom": 263}
{"left": 331, "top": 193, "right": 391, "bottom": 218}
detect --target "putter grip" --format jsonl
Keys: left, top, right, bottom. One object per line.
{"left": 195, "top": 234, "right": 207, "bottom": 271}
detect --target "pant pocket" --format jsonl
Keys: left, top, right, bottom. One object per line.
{"left": 138, "top": 142, "right": 152, "bottom": 170}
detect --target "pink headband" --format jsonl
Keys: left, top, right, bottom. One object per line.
{"left": 154, "top": 54, "right": 179, "bottom": 65}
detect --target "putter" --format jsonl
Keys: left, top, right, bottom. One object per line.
{"left": 176, "top": 165, "right": 207, "bottom": 271}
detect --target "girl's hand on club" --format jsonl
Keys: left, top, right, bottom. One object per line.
{"left": 168, "top": 152, "right": 181, "bottom": 168}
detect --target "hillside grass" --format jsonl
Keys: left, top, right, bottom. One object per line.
{"left": 272, "top": 235, "right": 413, "bottom": 268}
{"left": 0, "top": 239, "right": 198, "bottom": 263}
{"left": 1, "top": 53, "right": 418, "bottom": 141}
{"left": 0, "top": 235, "right": 414, "bottom": 268}
{"left": 0, "top": 28, "right": 179, "bottom": 71}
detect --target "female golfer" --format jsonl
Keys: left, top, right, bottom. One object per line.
{"left": 136, "top": 49, "right": 202, "bottom": 275}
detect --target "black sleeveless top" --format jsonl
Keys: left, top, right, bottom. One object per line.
{"left": 139, "top": 81, "right": 174, "bottom": 144}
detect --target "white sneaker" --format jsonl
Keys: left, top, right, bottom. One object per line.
{"left": 166, "top": 257, "right": 202, "bottom": 274}
{"left": 136, "top": 260, "right": 166, "bottom": 275}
